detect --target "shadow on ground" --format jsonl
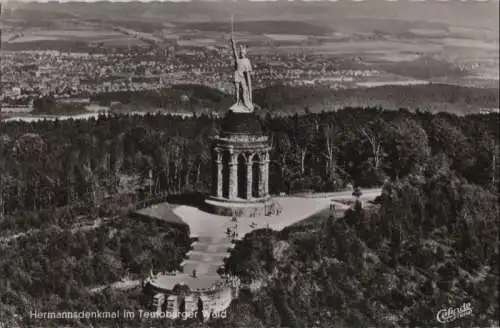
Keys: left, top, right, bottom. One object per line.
{"left": 167, "top": 193, "right": 206, "bottom": 208}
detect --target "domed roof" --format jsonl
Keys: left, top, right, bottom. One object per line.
{"left": 220, "top": 111, "right": 263, "bottom": 136}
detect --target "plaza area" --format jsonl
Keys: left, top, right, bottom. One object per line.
{"left": 142, "top": 188, "right": 382, "bottom": 292}
{"left": 176, "top": 196, "right": 345, "bottom": 240}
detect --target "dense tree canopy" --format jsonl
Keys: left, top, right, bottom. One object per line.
{"left": 221, "top": 159, "right": 499, "bottom": 327}
{"left": 0, "top": 107, "right": 498, "bottom": 327}
{"left": 1, "top": 108, "right": 497, "bottom": 220}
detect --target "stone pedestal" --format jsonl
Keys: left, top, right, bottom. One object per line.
{"left": 204, "top": 196, "right": 273, "bottom": 217}
{"left": 205, "top": 112, "right": 273, "bottom": 217}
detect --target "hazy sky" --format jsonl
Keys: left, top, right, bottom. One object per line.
{"left": 2, "top": 0, "right": 498, "bottom": 32}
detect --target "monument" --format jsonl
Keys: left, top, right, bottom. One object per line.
{"left": 204, "top": 19, "right": 277, "bottom": 217}
{"left": 230, "top": 37, "right": 253, "bottom": 112}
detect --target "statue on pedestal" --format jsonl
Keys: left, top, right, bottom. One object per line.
{"left": 229, "top": 16, "right": 254, "bottom": 113}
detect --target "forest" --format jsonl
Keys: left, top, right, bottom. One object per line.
{"left": 1, "top": 107, "right": 498, "bottom": 219}
{"left": 23, "top": 83, "right": 500, "bottom": 116}
{"left": 219, "top": 162, "right": 499, "bottom": 328}
{"left": 0, "top": 107, "right": 498, "bottom": 327}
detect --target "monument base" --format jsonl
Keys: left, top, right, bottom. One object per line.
{"left": 230, "top": 102, "right": 254, "bottom": 113}
{"left": 204, "top": 196, "right": 277, "bottom": 217}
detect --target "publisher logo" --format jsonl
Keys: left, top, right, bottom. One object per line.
{"left": 436, "top": 302, "right": 473, "bottom": 324}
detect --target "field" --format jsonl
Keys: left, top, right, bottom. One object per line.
{"left": 173, "top": 20, "right": 333, "bottom": 36}
{"left": 177, "top": 38, "right": 217, "bottom": 47}
{"left": 408, "top": 28, "right": 449, "bottom": 37}
{"left": 442, "top": 38, "right": 498, "bottom": 50}
{"left": 1, "top": 1, "right": 498, "bottom": 92}
{"left": 1, "top": 27, "right": 149, "bottom": 47}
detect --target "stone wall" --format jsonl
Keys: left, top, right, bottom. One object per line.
{"left": 148, "top": 286, "right": 236, "bottom": 321}
{"left": 204, "top": 198, "right": 280, "bottom": 218}
{"left": 199, "top": 287, "right": 233, "bottom": 317}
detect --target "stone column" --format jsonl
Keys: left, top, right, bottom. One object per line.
{"left": 246, "top": 157, "right": 253, "bottom": 200}
{"left": 258, "top": 154, "right": 265, "bottom": 198}
{"left": 263, "top": 152, "right": 270, "bottom": 196}
{"left": 216, "top": 150, "right": 223, "bottom": 198}
{"left": 228, "top": 152, "right": 238, "bottom": 200}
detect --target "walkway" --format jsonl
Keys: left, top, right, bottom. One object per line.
{"left": 89, "top": 279, "right": 142, "bottom": 294}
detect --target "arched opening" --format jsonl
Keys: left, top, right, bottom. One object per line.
{"left": 178, "top": 298, "right": 186, "bottom": 313}
{"left": 212, "top": 149, "right": 219, "bottom": 196}
{"left": 197, "top": 297, "right": 204, "bottom": 322}
{"left": 252, "top": 154, "right": 261, "bottom": 198}
{"left": 237, "top": 154, "right": 247, "bottom": 199}
{"left": 222, "top": 151, "right": 230, "bottom": 199}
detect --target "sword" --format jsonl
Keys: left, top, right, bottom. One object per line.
{"left": 231, "top": 14, "right": 234, "bottom": 39}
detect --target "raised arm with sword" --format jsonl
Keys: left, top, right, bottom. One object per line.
{"left": 230, "top": 14, "right": 254, "bottom": 112}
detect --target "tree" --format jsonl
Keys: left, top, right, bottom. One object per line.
{"left": 320, "top": 121, "right": 337, "bottom": 180}
{"left": 360, "top": 126, "right": 384, "bottom": 171}
{"left": 427, "top": 116, "right": 473, "bottom": 175}
{"left": 291, "top": 114, "right": 316, "bottom": 176}
{"left": 271, "top": 130, "right": 293, "bottom": 192}
{"left": 383, "top": 117, "right": 430, "bottom": 179}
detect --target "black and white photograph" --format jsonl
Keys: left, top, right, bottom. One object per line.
{"left": 0, "top": 0, "right": 499, "bottom": 327}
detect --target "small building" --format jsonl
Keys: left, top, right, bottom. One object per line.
{"left": 166, "top": 295, "right": 178, "bottom": 312}
{"left": 184, "top": 295, "right": 197, "bottom": 313}
{"left": 152, "top": 293, "right": 165, "bottom": 312}
{"left": 144, "top": 275, "right": 238, "bottom": 320}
